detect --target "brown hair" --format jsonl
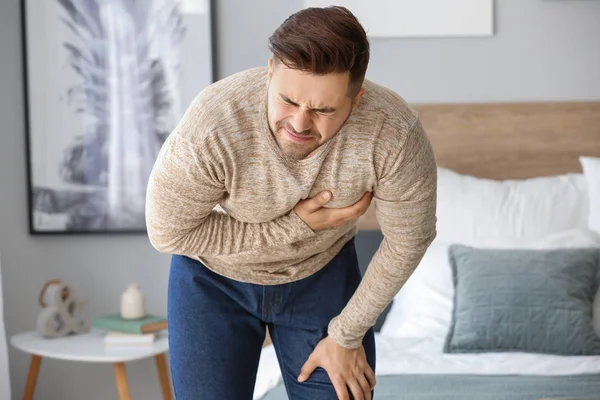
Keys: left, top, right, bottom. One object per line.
{"left": 268, "top": 6, "right": 370, "bottom": 96}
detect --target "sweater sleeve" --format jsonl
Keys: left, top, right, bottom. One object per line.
{"left": 327, "top": 116, "right": 438, "bottom": 349}
{"left": 145, "top": 132, "right": 315, "bottom": 257}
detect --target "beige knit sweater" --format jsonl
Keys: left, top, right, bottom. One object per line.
{"left": 145, "top": 67, "right": 437, "bottom": 349}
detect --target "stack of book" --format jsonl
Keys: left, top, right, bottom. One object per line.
{"left": 92, "top": 314, "right": 167, "bottom": 346}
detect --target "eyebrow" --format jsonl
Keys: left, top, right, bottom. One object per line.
{"left": 280, "top": 94, "right": 337, "bottom": 113}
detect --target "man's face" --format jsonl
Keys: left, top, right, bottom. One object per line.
{"left": 267, "top": 59, "right": 364, "bottom": 160}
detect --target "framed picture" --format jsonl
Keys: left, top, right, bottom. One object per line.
{"left": 303, "top": 0, "right": 494, "bottom": 37}
{"left": 21, "top": 0, "right": 215, "bottom": 234}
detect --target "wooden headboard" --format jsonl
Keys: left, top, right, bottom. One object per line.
{"left": 357, "top": 100, "right": 600, "bottom": 230}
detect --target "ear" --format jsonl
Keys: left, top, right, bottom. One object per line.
{"left": 352, "top": 87, "right": 365, "bottom": 112}
{"left": 268, "top": 58, "right": 274, "bottom": 79}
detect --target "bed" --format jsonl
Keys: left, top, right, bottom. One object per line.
{"left": 253, "top": 100, "right": 600, "bottom": 400}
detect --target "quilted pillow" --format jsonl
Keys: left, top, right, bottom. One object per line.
{"left": 444, "top": 244, "right": 600, "bottom": 356}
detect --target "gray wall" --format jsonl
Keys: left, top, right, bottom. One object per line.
{"left": 218, "top": 0, "right": 600, "bottom": 102}
{"left": 1, "top": 0, "right": 599, "bottom": 399}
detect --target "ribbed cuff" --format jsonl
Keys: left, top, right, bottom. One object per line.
{"left": 287, "top": 209, "right": 316, "bottom": 239}
{"left": 327, "top": 316, "right": 364, "bottom": 349}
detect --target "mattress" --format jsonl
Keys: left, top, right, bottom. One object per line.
{"left": 253, "top": 335, "right": 600, "bottom": 399}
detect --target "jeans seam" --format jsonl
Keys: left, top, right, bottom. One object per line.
{"left": 262, "top": 285, "right": 268, "bottom": 322}
{"left": 271, "top": 326, "right": 295, "bottom": 400}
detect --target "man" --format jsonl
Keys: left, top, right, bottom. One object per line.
{"left": 146, "top": 6, "right": 437, "bottom": 400}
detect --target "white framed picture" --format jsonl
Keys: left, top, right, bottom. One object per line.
{"left": 21, "top": 0, "right": 214, "bottom": 234}
{"left": 302, "top": 0, "right": 494, "bottom": 38}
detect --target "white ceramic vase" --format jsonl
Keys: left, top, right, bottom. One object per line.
{"left": 120, "top": 284, "right": 146, "bottom": 320}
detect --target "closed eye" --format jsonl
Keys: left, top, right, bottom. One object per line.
{"left": 280, "top": 94, "right": 336, "bottom": 114}
{"left": 314, "top": 108, "right": 336, "bottom": 115}
{"left": 281, "top": 95, "right": 299, "bottom": 107}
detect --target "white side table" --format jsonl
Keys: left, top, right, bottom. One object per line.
{"left": 10, "top": 330, "right": 172, "bottom": 400}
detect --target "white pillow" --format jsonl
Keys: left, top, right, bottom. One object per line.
{"left": 379, "top": 241, "right": 453, "bottom": 339}
{"left": 435, "top": 167, "right": 589, "bottom": 246}
{"left": 380, "top": 229, "right": 600, "bottom": 340}
{"left": 580, "top": 156, "right": 600, "bottom": 233}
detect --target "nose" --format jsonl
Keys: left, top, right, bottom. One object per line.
{"left": 290, "top": 109, "right": 312, "bottom": 134}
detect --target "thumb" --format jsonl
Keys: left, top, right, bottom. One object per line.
{"left": 298, "top": 356, "right": 319, "bottom": 383}
{"left": 309, "top": 191, "right": 332, "bottom": 209}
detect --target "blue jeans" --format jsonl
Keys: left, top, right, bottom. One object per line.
{"left": 167, "top": 238, "right": 376, "bottom": 399}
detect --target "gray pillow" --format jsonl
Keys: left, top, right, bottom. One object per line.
{"left": 444, "top": 244, "right": 600, "bottom": 356}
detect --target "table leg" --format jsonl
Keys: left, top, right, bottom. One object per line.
{"left": 113, "top": 362, "right": 131, "bottom": 400}
{"left": 23, "top": 354, "right": 42, "bottom": 400}
{"left": 154, "top": 353, "right": 173, "bottom": 400}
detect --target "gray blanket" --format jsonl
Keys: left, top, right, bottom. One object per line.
{"left": 261, "top": 374, "right": 600, "bottom": 400}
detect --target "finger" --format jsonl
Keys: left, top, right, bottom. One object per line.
{"left": 347, "top": 378, "right": 365, "bottom": 400}
{"left": 326, "top": 193, "right": 372, "bottom": 224}
{"left": 355, "top": 191, "right": 373, "bottom": 210}
{"left": 357, "top": 374, "right": 372, "bottom": 400}
{"left": 349, "top": 193, "right": 372, "bottom": 217}
{"left": 306, "top": 191, "right": 332, "bottom": 211}
{"left": 331, "top": 377, "right": 351, "bottom": 400}
{"left": 364, "top": 365, "right": 376, "bottom": 389}
{"left": 297, "top": 356, "right": 319, "bottom": 383}
{"left": 346, "top": 192, "right": 372, "bottom": 216}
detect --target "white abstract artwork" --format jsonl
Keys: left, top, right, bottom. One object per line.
{"left": 176, "top": 0, "right": 208, "bottom": 14}
{"left": 23, "top": 0, "right": 214, "bottom": 233}
{"left": 302, "top": 0, "right": 494, "bottom": 37}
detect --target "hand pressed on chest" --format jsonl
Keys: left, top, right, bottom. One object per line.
{"left": 219, "top": 153, "right": 376, "bottom": 224}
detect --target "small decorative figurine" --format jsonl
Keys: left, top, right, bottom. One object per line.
{"left": 36, "top": 279, "right": 91, "bottom": 338}
{"left": 120, "top": 283, "right": 146, "bottom": 320}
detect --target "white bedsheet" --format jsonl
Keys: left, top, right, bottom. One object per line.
{"left": 253, "top": 334, "right": 600, "bottom": 399}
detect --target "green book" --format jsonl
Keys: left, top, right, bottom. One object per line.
{"left": 92, "top": 314, "right": 167, "bottom": 334}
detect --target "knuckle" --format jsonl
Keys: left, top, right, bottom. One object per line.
{"left": 332, "top": 373, "right": 344, "bottom": 382}
{"left": 334, "top": 379, "right": 347, "bottom": 389}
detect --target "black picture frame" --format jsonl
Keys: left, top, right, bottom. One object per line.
{"left": 21, "top": 0, "right": 217, "bottom": 235}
